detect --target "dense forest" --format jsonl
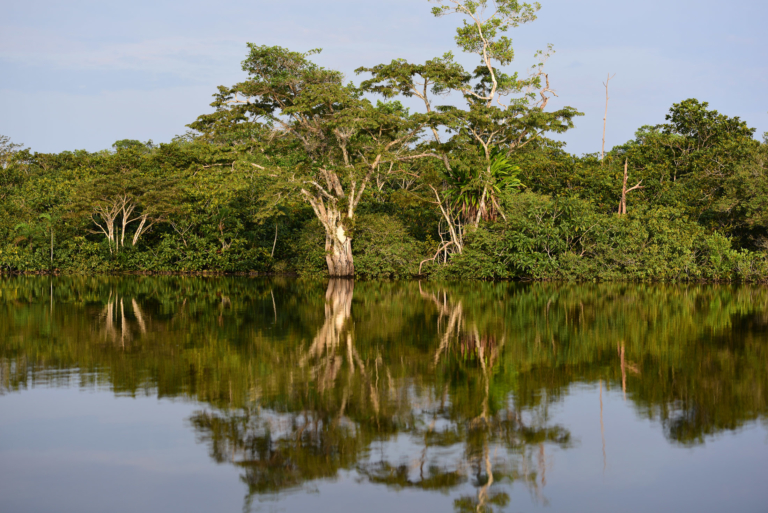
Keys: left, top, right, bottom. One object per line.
{"left": 1, "top": 0, "right": 767, "bottom": 280}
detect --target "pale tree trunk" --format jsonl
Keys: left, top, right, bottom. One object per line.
{"left": 131, "top": 214, "right": 155, "bottom": 246}
{"left": 602, "top": 73, "right": 615, "bottom": 164}
{"left": 618, "top": 159, "right": 643, "bottom": 215}
{"left": 92, "top": 204, "right": 119, "bottom": 254}
{"left": 325, "top": 215, "right": 354, "bottom": 277}
{"left": 119, "top": 197, "right": 136, "bottom": 250}
{"left": 302, "top": 190, "right": 357, "bottom": 277}
{"left": 419, "top": 185, "right": 464, "bottom": 273}
{"left": 299, "top": 279, "right": 355, "bottom": 390}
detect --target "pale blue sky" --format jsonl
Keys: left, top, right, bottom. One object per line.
{"left": 1, "top": 0, "right": 766, "bottom": 155}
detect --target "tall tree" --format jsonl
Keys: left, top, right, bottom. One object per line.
{"left": 357, "top": 0, "right": 581, "bottom": 264}
{"left": 191, "top": 46, "right": 426, "bottom": 276}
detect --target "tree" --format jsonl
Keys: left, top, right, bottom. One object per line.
{"left": 358, "top": 0, "right": 581, "bottom": 265}
{"left": 0, "top": 135, "right": 24, "bottom": 170}
{"left": 112, "top": 139, "right": 156, "bottom": 153}
{"left": 613, "top": 99, "right": 759, "bottom": 226}
{"left": 0, "top": 135, "right": 26, "bottom": 203}
{"left": 715, "top": 132, "right": 768, "bottom": 248}
{"left": 71, "top": 148, "right": 178, "bottom": 253}
{"left": 191, "top": 45, "right": 427, "bottom": 276}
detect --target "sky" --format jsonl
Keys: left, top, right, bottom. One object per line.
{"left": 1, "top": 0, "right": 766, "bottom": 156}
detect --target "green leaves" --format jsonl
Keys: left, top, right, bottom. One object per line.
{"left": 0, "top": 134, "right": 24, "bottom": 170}
{"left": 443, "top": 147, "right": 524, "bottom": 223}
{"left": 431, "top": 0, "right": 541, "bottom": 65}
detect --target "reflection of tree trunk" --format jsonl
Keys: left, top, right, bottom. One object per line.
{"left": 420, "top": 284, "right": 465, "bottom": 365}
{"left": 120, "top": 298, "right": 126, "bottom": 350}
{"left": 101, "top": 293, "right": 146, "bottom": 347}
{"left": 326, "top": 279, "right": 353, "bottom": 326}
{"left": 434, "top": 301, "right": 463, "bottom": 364}
{"left": 309, "top": 280, "right": 353, "bottom": 358}
{"left": 105, "top": 299, "right": 115, "bottom": 340}
{"left": 620, "top": 342, "right": 626, "bottom": 401}
{"left": 477, "top": 442, "right": 494, "bottom": 512}
{"left": 476, "top": 327, "right": 490, "bottom": 426}
{"left": 132, "top": 298, "right": 147, "bottom": 334}
{"left": 617, "top": 341, "right": 640, "bottom": 402}
{"left": 270, "top": 289, "right": 277, "bottom": 323}
{"left": 301, "top": 280, "right": 355, "bottom": 389}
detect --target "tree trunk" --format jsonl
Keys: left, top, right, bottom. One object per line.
{"left": 618, "top": 159, "right": 643, "bottom": 215}
{"left": 107, "top": 220, "right": 115, "bottom": 253}
{"left": 602, "top": 73, "right": 615, "bottom": 164}
{"left": 302, "top": 191, "right": 356, "bottom": 277}
{"left": 325, "top": 223, "right": 354, "bottom": 277}
{"left": 132, "top": 215, "right": 148, "bottom": 246}
{"left": 271, "top": 221, "right": 278, "bottom": 258}
{"left": 619, "top": 159, "right": 628, "bottom": 214}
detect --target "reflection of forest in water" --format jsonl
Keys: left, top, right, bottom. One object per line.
{"left": 1, "top": 277, "right": 767, "bottom": 511}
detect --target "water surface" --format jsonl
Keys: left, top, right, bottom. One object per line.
{"left": 1, "top": 277, "right": 767, "bottom": 512}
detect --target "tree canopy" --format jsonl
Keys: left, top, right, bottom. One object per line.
{"left": 0, "top": 0, "right": 766, "bottom": 281}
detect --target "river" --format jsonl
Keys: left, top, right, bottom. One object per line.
{"left": 1, "top": 277, "right": 767, "bottom": 512}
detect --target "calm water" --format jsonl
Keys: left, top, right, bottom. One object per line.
{"left": 1, "top": 277, "right": 767, "bottom": 513}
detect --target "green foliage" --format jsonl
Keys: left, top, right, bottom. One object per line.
{"left": 290, "top": 219, "right": 328, "bottom": 275}
{"left": 446, "top": 148, "right": 524, "bottom": 222}
{"left": 435, "top": 193, "right": 767, "bottom": 282}
{"left": 112, "top": 139, "right": 155, "bottom": 153}
{"left": 1, "top": 6, "right": 766, "bottom": 281}
{"left": 353, "top": 213, "right": 428, "bottom": 278}
{"left": 0, "top": 134, "right": 24, "bottom": 170}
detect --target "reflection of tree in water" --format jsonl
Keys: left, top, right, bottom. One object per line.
{"left": 188, "top": 281, "right": 571, "bottom": 511}
{"left": 2, "top": 277, "right": 768, "bottom": 507}
{"left": 99, "top": 292, "right": 149, "bottom": 349}
{"left": 417, "top": 284, "right": 569, "bottom": 510}
{"left": 189, "top": 279, "right": 382, "bottom": 506}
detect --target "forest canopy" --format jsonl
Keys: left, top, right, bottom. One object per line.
{"left": 1, "top": 0, "right": 766, "bottom": 281}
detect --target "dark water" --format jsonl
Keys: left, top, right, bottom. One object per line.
{"left": 1, "top": 277, "right": 767, "bottom": 513}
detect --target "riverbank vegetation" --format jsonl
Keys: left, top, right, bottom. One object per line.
{"left": 1, "top": 0, "right": 767, "bottom": 281}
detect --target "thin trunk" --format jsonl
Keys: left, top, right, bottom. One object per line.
{"left": 120, "top": 215, "right": 126, "bottom": 250}
{"left": 120, "top": 297, "right": 126, "bottom": 350}
{"left": 620, "top": 342, "right": 627, "bottom": 401}
{"left": 271, "top": 221, "right": 278, "bottom": 258}
{"left": 270, "top": 289, "right": 277, "bottom": 323}
{"left": 132, "top": 298, "right": 147, "bottom": 334}
{"left": 474, "top": 185, "right": 488, "bottom": 227}
{"left": 119, "top": 199, "right": 136, "bottom": 251}
{"left": 619, "top": 159, "right": 628, "bottom": 214}
{"left": 108, "top": 221, "right": 115, "bottom": 253}
{"left": 618, "top": 159, "right": 643, "bottom": 215}
{"left": 602, "top": 73, "right": 615, "bottom": 164}
{"left": 132, "top": 215, "right": 148, "bottom": 246}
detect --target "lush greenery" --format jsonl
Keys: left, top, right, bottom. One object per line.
{"left": 1, "top": 1, "right": 767, "bottom": 280}
{"left": 2, "top": 277, "right": 767, "bottom": 509}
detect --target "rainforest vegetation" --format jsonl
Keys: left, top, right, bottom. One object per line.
{"left": 1, "top": 0, "right": 767, "bottom": 280}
